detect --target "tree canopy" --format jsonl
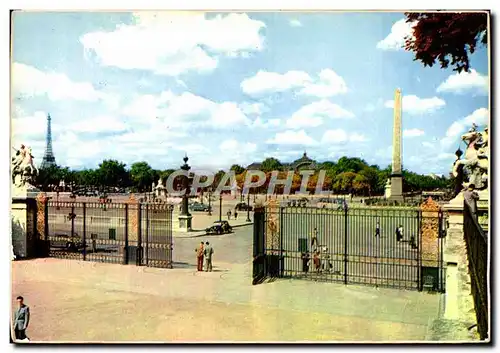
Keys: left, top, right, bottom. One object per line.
{"left": 404, "top": 12, "right": 488, "bottom": 73}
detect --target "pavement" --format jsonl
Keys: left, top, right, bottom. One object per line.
{"left": 172, "top": 211, "right": 253, "bottom": 238}
{"left": 11, "top": 227, "right": 444, "bottom": 343}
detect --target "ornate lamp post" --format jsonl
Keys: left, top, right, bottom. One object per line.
{"left": 246, "top": 192, "right": 251, "bottom": 222}
{"left": 219, "top": 193, "right": 223, "bottom": 222}
{"left": 208, "top": 187, "right": 212, "bottom": 216}
{"left": 178, "top": 155, "right": 193, "bottom": 232}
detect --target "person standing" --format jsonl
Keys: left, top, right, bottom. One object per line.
{"left": 396, "top": 225, "right": 403, "bottom": 242}
{"left": 204, "top": 242, "right": 214, "bottom": 272}
{"left": 463, "top": 184, "right": 480, "bottom": 219}
{"left": 301, "top": 252, "right": 310, "bottom": 273}
{"left": 13, "top": 296, "right": 29, "bottom": 342}
{"left": 313, "top": 250, "right": 321, "bottom": 273}
{"left": 375, "top": 220, "right": 380, "bottom": 237}
{"left": 195, "top": 241, "right": 204, "bottom": 272}
{"left": 234, "top": 210, "right": 238, "bottom": 220}
{"left": 227, "top": 210, "right": 232, "bottom": 220}
{"left": 310, "top": 227, "right": 319, "bottom": 248}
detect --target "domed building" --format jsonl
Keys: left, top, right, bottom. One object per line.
{"left": 289, "top": 151, "right": 317, "bottom": 171}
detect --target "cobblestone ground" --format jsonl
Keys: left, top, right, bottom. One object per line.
{"left": 12, "top": 256, "right": 441, "bottom": 342}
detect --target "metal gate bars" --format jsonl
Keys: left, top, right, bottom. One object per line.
{"left": 252, "top": 202, "right": 445, "bottom": 291}
{"left": 42, "top": 200, "right": 173, "bottom": 269}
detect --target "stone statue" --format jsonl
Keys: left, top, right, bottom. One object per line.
{"left": 11, "top": 144, "right": 38, "bottom": 188}
{"left": 452, "top": 125, "right": 488, "bottom": 190}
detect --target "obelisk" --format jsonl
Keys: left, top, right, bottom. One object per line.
{"left": 387, "top": 88, "right": 404, "bottom": 201}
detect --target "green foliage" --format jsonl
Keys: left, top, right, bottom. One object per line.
{"left": 130, "top": 162, "right": 155, "bottom": 192}
{"left": 230, "top": 164, "right": 245, "bottom": 175}
{"left": 260, "top": 157, "right": 283, "bottom": 172}
{"left": 404, "top": 12, "right": 488, "bottom": 73}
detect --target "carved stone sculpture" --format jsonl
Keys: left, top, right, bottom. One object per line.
{"left": 452, "top": 125, "right": 488, "bottom": 190}
{"left": 11, "top": 144, "right": 38, "bottom": 189}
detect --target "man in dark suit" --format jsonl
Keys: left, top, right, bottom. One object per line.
{"left": 13, "top": 296, "right": 30, "bottom": 341}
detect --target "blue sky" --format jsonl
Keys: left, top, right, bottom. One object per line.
{"left": 11, "top": 11, "right": 489, "bottom": 174}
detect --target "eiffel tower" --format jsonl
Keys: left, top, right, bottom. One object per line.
{"left": 41, "top": 113, "right": 57, "bottom": 169}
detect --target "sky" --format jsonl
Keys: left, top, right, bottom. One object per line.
{"left": 10, "top": 11, "right": 489, "bottom": 175}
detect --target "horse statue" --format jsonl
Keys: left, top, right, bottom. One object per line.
{"left": 452, "top": 125, "right": 488, "bottom": 190}
{"left": 11, "top": 144, "right": 38, "bottom": 187}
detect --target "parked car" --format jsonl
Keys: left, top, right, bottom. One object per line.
{"left": 50, "top": 233, "right": 86, "bottom": 251}
{"left": 189, "top": 203, "right": 211, "bottom": 212}
{"left": 235, "top": 202, "right": 253, "bottom": 211}
{"left": 206, "top": 221, "right": 233, "bottom": 235}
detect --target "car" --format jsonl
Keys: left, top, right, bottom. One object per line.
{"left": 189, "top": 203, "right": 211, "bottom": 212}
{"left": 206, "top": 221, "right": 233, "bottom": 235}
{"left": 235, "top": 202, "right": 253, "bottom": 211}
{"left": 50, "top": 233, "right": 86, "bottom": 251}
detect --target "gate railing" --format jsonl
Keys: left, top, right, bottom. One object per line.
{"left": 253, "top": 204, "right": 445, "bottom": 291}
{"left": 463, "top": 201, "right": 489, "bottom": 340}
{"left": 38, "top": 199, "right": 173, "bottom": 269}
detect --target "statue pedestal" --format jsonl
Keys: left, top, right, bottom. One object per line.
{"left": 11, "top": 185, "right": 41, "bottom": 259}
{"left": 177, "top": 214, "right": 193, "bottom": 232}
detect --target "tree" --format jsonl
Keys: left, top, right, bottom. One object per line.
{"left": 97, "top": 159, "right": 129, "bottom": 187}
{"left": 130, "top": 162, "right": 155, "bottom": 192}
{"left": 333, "top": 172, "right": 357, "bottom": 193}
{"left": 260, "top": 158, "right": 283, "bottom": 173}
{"left": 404, "top": 12, "right": 488, "bottom": 73}
{"left": 230, "top": 164, "right": 245, "bottom": 175}
{"left": 353, "top": 173, "right": 370, "bottom": 195}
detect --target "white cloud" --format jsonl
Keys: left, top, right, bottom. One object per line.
{"left": 67, "top": 115, "right": 128, "bottom": 133}
{"left": 422, "top": 141, "right": 435, "bottom": 148}
{"left": 349, "top": 133, "right": 367, "bottom": 142}
{"left": 321, "top": 129, "right": 367, "bottom": 144}
{"left": 385, "top": 95, "right": 446, "bottom": 115}
{"left": 219, "top": 139, "right": 257, "bottom": 153}
{"left": 266, "top": 130, "right": 317, "bottom": 146}
{"left": 377, "top": 19, "right": 417, "bottom": 51}
{"left": 403, "top": 128, "right": 425, "bottom": 138}
{"left": 12, "top": 62, "right": 103, "bottom": 101}
{"left": 122, "top": 91, "right": 251, "bottom": 129}
{"left": 286, "top": 100, "right": 354, "bottom": 129}
{"left": 11, "top": 111, "right": 51, "bottom": 140}
{"left": 240, "top": 70, "right": 312, "bottom": 96}
{"left": 299, "top": 69, "right": 348, "bottom": 98}
{"left": 239, "top": 102, "right": 268, "bottom": 115}
{"left": 81, "top": 12, "right": 266, "bottom": 76}
{"left": 437, "top": 153, "right": 456, "bottom": 161}
{"left": 241, "top": 69, "right": 347, "bottom": 98}
{"left": 440, "top": 108, "right": 489, "bottom": 148}
{"left": 437, "top": 69, "right": 488, "bottom": 95}
{"left": 463, "top": 107, "right": 489, "bottom": 126}
{"left": 251, "top": 117, "right": 280, "bottom": 129}
{"left": 289, "top": 19, "right": 302, "bottom": 27}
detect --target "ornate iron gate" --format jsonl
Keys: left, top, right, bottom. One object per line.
{"left": 253, "top": 199, "right": 445, "bottom": 291}
{"left": 42, "top": 198, "right": 173, "bottom": 269}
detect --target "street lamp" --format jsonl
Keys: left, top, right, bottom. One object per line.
{"left": 219, "top": 193, "right": 223, "bottom": 222}
{"left": 208, "top": 188, "right": 212, "bottom": 216}
{"left": 246, "top": 192, "right": 251, "bottom": 222}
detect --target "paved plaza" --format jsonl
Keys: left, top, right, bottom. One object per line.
{"left": 12, "top": 226, "right": 442, "bottom": 342}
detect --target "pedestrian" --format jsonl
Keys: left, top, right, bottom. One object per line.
{"left": 227, "top": 210, "right": 231, "bottom": 220}
{"left": 463, "top": 184, "right": 480, "bottom": 218}
{"left": 234, "top": 210, "right": 238, "bottom": 220}
{"left": 310, "top": 227, "right": 319, "bottom": 248}
{"left": 396, "top": 224, "right": 403, "bottom": 242}
{"left": 301, "top": 252, "right": 310, "bottom": 273}
{"left": 375, "top": 220, "right": 380, "bottom": 237}
{"left": 204, "top": 241, "right": 214, "bottom": 272}
{"left": 13, "top": 296, "right": 29, "bottom": 342}
{"left": 195, "top": 241, "right": 204, "bottom": 271}
{"left": 322, "top": 247, "right": 331, "bottom": 272}
{"left": 313, "top": 250, "right": 321, "bottom": 273}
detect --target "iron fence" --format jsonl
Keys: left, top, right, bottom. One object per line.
{"left": 253, "top": 205, "right": 445, "bottom": 291}
{"left": 45, "top": 201, "right": 173, "bottom": 269}
{"left": 463, "top": 202, "right": 489, "bottom": 340}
